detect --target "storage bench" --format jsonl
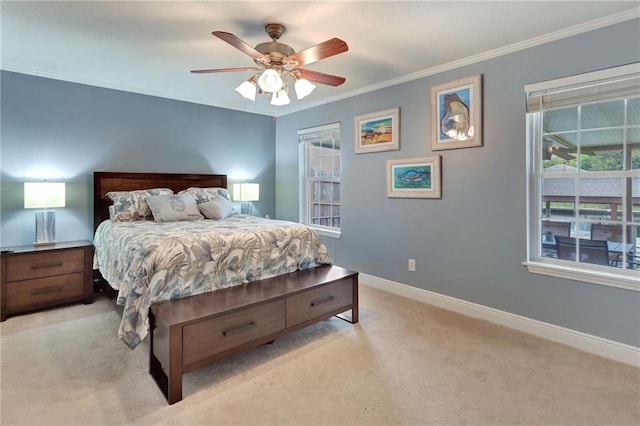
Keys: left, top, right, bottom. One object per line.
{"left": 149, "top": 264, "right": 359, "bottom": 404}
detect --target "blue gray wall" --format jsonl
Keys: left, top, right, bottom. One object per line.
{"left": 275, "top": 19, "right": 640, "bottom": 347}
{"left": 1, "top": 72, "right": 276, "bottom": 246}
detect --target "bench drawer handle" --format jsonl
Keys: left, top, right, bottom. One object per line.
{"left": 223, "top": 321, "right": 257, "bottom": 337}
{"left": 310, "top": 295, "right": 335, "bottom": 307}
{"left": 31, "top": 261, "right": 64, "bottom": 270}
{"left": 31, "top": 285, "right": 64, "bottom": 295}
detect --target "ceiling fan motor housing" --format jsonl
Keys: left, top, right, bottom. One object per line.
{"left": 254, "top": 23, "right": 296, "bottom": 66}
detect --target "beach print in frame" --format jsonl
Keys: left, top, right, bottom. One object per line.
{"left": 387, "top": 156, "right": 441, "bottom": 199}
{"left": 354, "top": 108, "right": 400, "bottom": 153}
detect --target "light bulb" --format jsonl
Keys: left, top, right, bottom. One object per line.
{"left": 235, "top": 80, "right": 257, "bottom": 101}
{"left": 257, "top": 69, "right": 283, "bottom": 93}
{"left": 294, "top": 78, "right": 316, "bottom": 99}
{"left": 270, "top": 90, "right": 291, "bottom": 106}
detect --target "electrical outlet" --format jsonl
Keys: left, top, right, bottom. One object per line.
{"left": 408, "top": 258, "right": 416, "bottom": 272}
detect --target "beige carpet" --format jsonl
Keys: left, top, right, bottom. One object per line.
{"left": 1, "top": 284, "right": 639, "bottom": 426}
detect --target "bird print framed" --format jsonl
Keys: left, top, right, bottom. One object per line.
{"left": 354, "top": 108, "right": 400, "bottom": 154}
{"left": 386, "top": 156, "right": 441, "bottom": 198}
{"left": 430, "top": 75, "right": 482, "bottom": 151}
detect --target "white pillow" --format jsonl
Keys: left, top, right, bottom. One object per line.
{"left": 146, "top": 193, "right": 203, "bottom": 222}
{"left": 198, "top": 197, "right": 235, "bottom": 220}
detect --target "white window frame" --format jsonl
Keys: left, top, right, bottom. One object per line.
{"left": 524, "top": 63, "right": 640, "bottom": 291}
{"left": 298, "top": 122, "right": 341, "bottom": 239}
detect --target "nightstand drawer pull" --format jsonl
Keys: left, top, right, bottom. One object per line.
{"left": 222, "top": 321, "right": 257, "bottom": 337}
{"left": 310, "top": 295, "right": 335, "bottom": 307}
{"left": 30, "top": 285, "right": 64, "bottom": 295}
{"left": 31, "top": 261, "right": 64, "bottom": 270}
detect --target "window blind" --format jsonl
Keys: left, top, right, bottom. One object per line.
{"left": 526, "top": 62, "right": 640, "bottom": 112}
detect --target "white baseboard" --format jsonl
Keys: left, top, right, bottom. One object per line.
{"left": 360, "top": 273, "right": 640, "bottom": 368}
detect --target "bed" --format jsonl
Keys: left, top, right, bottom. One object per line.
{"left": 92, "top": 171, "right": 358, "bottom": 403}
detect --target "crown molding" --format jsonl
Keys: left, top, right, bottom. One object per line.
{"left": 0, "top": 64, "right": 270, "bottom": 116}
{"left": 280, "top": 8, "right": 640, "bottom": 116}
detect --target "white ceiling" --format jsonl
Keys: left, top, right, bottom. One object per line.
{"left": 1, "top": 1, "right": 638, "bottom": 117}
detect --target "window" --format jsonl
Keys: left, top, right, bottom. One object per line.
{"left": 525, "top": 63, "right": 640, "bottom": 291}
{"left": 298, "top": 123, "right": 341, "bottom": 238}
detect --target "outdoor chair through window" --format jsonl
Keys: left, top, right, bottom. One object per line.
{"left": 555, "top": 236, "right": 610, "bottom": 266}
{"left": 591, "top": 223, "right": 637, "bottom": 266}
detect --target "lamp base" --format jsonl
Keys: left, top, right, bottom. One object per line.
{"left": 241, "top": 202, "right": 254, "bottom": 215}
{"left": 34, "top": 241, "right": 57, "bottom": 247}
{"left": 34, "top": 210, "right": 57, "bottom": 246}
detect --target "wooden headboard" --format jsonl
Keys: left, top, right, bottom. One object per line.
{"left": 93, "top": 171, "right": 227, "bottom": 231}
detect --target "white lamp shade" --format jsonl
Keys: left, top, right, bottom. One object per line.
{"left": 232, "top": 183, "right": 260, "bottom": 202}
{"left": 294, "top": 78, "right": 316, "bottom": 99}
{"left": 270, "top": 90, "right": 291, "bottom": 106}
{"left": 257, "top": 68, "right": 283, "bottom": 93}
{"left": 24, "top": 182, "right": 66, "bottom": 209}
{"left": 235, "top": 80, "right": 257, "bottom": 101}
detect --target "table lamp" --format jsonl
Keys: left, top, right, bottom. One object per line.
{"left": 24, "top": 181, "right": 66, "bottom": 246}
{"left": 232, "top": 183, "right": 259, "bottom": 214}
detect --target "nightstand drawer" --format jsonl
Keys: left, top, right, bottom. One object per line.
{"left": 286, "top": 278, "right": 353, "bottom": 327}
{"left": 6, "top": 272, "right": 85, "bottom": 311}
{"left": 6, "top": 249, "right": 85, "bottom": 282}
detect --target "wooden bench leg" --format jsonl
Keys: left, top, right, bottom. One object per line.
{"left": 335, "top": 275, "right": 359, "bottom": 324}
{"left": 166, "top": 325, "right": 184, "bottom": 404}
{"left": 150, "top": 313, "right": 184, "bottom": 404}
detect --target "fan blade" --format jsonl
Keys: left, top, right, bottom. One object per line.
{"left": 285, "top": 38, "right": 348, "bottom": 67}
{"left": 191, "top": 67, "right": 260, "bottom": 74}
{"left": 295, "top": 68, "right": 346, "bottom": 86}
{"left": 212, "top": 31, "right": 266, "bottom": 62}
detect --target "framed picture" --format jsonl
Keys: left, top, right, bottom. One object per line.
{"left": 430, "top": 75, "right": 482, "bottom": 151}
{"left": 354, "top": 108, "right": 400, "bottom": 154}
{"left": 386, "top": 156, "right": 441, "bottom": 199}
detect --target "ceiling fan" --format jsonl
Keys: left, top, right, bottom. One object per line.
{"left": 191, "top": 23, "right": 348, "bottom": 106}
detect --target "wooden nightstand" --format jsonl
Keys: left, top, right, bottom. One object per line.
{"left": 0, "top": 240, "right": 94, "bottom": 321}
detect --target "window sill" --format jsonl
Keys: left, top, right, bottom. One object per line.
{"left": 523, "top": 261, "right": 639, "bottom": 291}
{"left": 310, "top": 227, "right": 341, "bottom": 239}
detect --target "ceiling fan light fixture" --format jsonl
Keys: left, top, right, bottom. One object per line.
{"left": 294, "top": 78, "right": 316, "bottom": 100}
{"left": 235, "top": 79, "right": 257, "bottom": 101}
{"left": 257, "top": 68, "right": 283, "bottom": 93}
{"left": 193, "top": 25, "right": 349, "bottom": 107}
{"left": 270, "top": 90, "right": 291, "bottom": 106}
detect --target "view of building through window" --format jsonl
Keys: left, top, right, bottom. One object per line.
{"left": 298, "top": 123, "right": 341, "bottom": 236}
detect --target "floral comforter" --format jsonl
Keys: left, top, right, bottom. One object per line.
{"left": 93, "top": 214, "right": 332, "bottom": 349}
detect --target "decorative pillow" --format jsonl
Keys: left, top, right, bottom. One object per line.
{"left": 106, "top": 188, "right": 173, "bottom": 221}
{"left": 147, "top": 193, "right": 204, "bottom": 222}
{"left": 179, "top": 187, "right": 231, "bottom": 204}
{"left": 198, "top": 197, "right": 235, "bottom": 220}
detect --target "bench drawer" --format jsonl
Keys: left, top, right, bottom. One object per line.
{"left": 182, "top": 299, "right": 285, "bottom": 365}
{"left": 6, "top": 272, "right": 85, "bottom": 311}
{"left": 286, "top": 278, "right": 353, "bottom": 327}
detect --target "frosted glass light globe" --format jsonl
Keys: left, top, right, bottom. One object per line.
{"left": 235, "top": 80, "right": 257, "bottom": 101}
{"left": 270, "top": 90, "right": 291, "bottom": 106}
{"left": 294, "top": 78, "right": 316, "bottom": 99}
{"left": 257, "top": 69, "right": 283, "bottom": 93}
